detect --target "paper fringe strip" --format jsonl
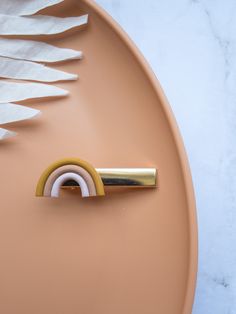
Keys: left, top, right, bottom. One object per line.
{"left": 0, "top": 57, "right": 78, "bottom": 82}
{"left": 0, "top": 0, "right": 64, "bottom": 16}
{"left": 0, "top": 14, "right": 88, "bottom": 35}
{"left": 0, "top": 38, "right": 82, "bottom": 63}
{"left": 0, "top": 103, "right": 41, "bottom": 125}
{"left": 0, "top": 81, "right": 68, "bottom": 103}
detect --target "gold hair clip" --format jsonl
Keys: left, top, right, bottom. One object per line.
{"left": 36, "top": 158, "right": 157, "bottom": 198}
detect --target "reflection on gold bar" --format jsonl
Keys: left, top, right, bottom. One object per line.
{"left": 96, "top": 168, "right": 157, "bottom": 187}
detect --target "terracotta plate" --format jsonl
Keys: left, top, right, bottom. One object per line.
{"left": 0, "top": 1, "right": 197, "bottom": 313}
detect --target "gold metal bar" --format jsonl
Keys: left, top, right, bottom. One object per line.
{"left": 96, "top": 168, "right": 157, "bottom": 187}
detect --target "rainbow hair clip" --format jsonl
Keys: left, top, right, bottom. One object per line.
{"left": 36, "top": 158, "right": 157, "bottom": 198}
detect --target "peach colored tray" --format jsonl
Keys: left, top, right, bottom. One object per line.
{"left": 0, "top": 1, "right": 197, "bottom": 313}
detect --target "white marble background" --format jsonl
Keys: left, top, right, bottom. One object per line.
{"left": 96, "top": 1, "right": 236, "bottom": 313}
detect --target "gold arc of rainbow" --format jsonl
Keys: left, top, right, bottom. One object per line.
{"left": 36, "top": 157, "right": 105, "bottom": 198}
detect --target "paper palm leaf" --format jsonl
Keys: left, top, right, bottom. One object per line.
{"left": 0, "top": 0, "right": 88, "bottom": 140}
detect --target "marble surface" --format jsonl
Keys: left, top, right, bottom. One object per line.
{"left": 96, "top": 1, "right": 236, "bottom": 313}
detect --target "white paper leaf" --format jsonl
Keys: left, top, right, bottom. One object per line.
{"left": 0, "top": 81, "right": 68, "bottom": 103}
{"left": 0, "top": 14, "right": 88, "bottom": 35}
{"left": 0, "top": 127, "right": 16, "bottom": 140}
{"left": 0, "top": 103, "right": 41, "bottom": 125}
{"left": 0, "top": 57, "right": 78, "bottom": 82}
{"left": 0, "top": 38, "right": 82, "bottom": 63}
{"left": 0, "top": 0, "right": 64, "bottom": 16}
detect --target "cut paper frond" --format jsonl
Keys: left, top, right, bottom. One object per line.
{"left": 0, "top": 14, "right": 88, "bottom": 35}
{"left": 0, "top": 3, "right": 88, "bottom": 141}
{"left": 0, "top": 38, "right": 83, "bottom": 63}
{"left": 0, "top": 103, "right": 40, "bottom": 125}
{"left": 0, "top": 0, "right": 64, "bottom": 16}
{"left": 0, "top": 127, "right": 16, "bottom": 140}
{"left": 0, "top": 57, "right": 78, "bottom": 82}
{"left": 0, "top": 81, "right": 68, "bottom": 103}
